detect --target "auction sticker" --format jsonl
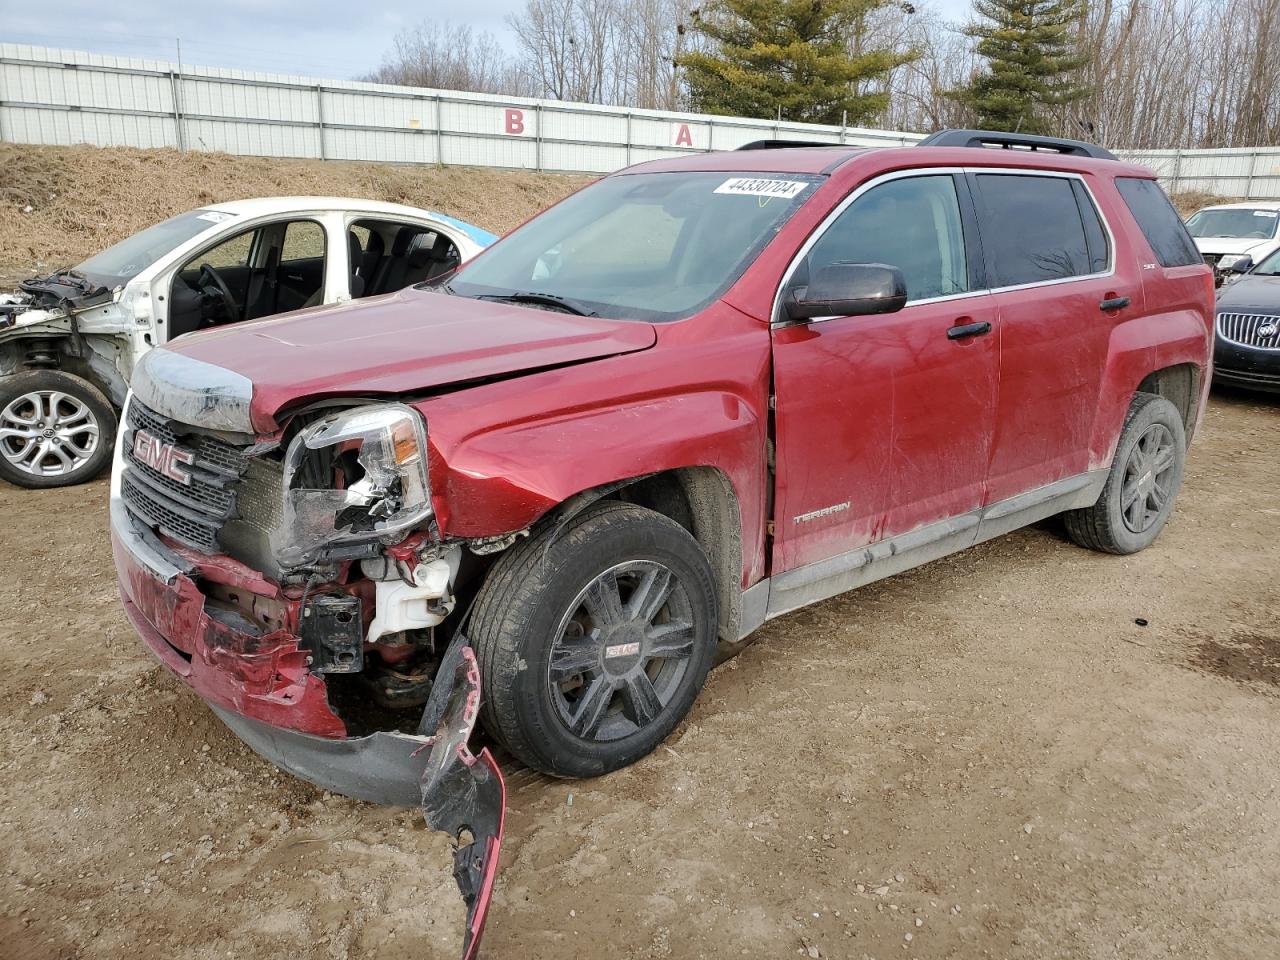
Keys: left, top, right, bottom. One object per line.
{"left": 714, "top": 177, "right": 809, "bottom": 199}
{"left": 197, "top": 211, "right": 234, "bottom": 223}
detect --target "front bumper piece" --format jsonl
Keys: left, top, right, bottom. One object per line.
{"left": 111, "top": 467, "right": 505, "bottom": 958}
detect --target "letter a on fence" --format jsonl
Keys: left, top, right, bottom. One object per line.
{"left": 674, "top": 123, "right": 693, "bottom": 147}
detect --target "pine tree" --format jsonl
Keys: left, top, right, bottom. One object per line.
{"left": 678, "top": 0, "right": 919, "bottom": 126}
{"left": 949, "top": 0, "right": 1090, "bottom": 135}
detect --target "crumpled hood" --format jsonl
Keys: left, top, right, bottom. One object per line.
{"left": 1194, "top": 236, "right": 1273, "bottom": 257}
{"left": 1215, "top": 274, "right": 1280, "bottom": 312}
{"left": 160, "top": 286, "right": 658, "bottom": 432}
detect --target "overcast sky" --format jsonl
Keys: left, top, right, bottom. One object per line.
{"left": 0, "top": 0, "right": 969, "bottom": 82}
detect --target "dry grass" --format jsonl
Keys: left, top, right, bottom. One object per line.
{"left": 1170, "top": 189, "right": 1231, "bottom": 217}
{"left": 0, "top": 144, "right": 592, "bottom": 272}
{"left": 0, "top": 142, "right": 1231, "bottom": 274}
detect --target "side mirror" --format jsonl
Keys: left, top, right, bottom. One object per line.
{"left": 1220, "top": 254, "right": 1253, "bottom": 275}
{"left": 785, "top": 262, "right": 908, "bottom": 322}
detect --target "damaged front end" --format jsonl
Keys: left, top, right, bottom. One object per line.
{"left": 2, "top": 271, "right": 139, "bottom": 405}
{"left": 1, "top": 270, "right": 112, "bottom": 330}
{"left": 111, "top": 350, "right": 509, "bottom": 958}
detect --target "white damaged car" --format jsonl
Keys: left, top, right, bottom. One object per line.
{"left": 0, "top": 198, "right": 495, "bottom": 488}
{"left": 1185, "top": 201, "right": 1280, "bottom": 283}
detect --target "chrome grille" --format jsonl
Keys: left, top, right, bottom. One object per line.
{"left": 1216, "top": 312, "right": 1280, "bottom": 350}
{"left": 121, "top": 399, "right": 250, "bottom": 553}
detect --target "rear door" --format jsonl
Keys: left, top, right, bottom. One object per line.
{"left": 971, "top": 171, "right": 1137, "bottom": 503}
{"left": 770, "top": 171, "right": 999, "bottom": 574}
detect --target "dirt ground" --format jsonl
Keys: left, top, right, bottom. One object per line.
{"left": 2, "top": 147, "right": 1277, "bottom": 958}
{"left": 0, "top": 391, "right": 1277, "bottom": 960}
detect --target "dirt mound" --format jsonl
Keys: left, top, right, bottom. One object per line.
{"left": 0, "top": 144, "right": 591, "bottom": 273}
{"left": 1170, "top": 188, "right": 1229, "bottom": 216}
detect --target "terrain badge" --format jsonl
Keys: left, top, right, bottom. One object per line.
{"left": 794, "top": 501, "right": 851, "bottom": 524}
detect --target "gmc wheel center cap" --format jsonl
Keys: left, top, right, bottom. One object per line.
{"left": 602, "top": 624, "right": 645, "bottom": 674}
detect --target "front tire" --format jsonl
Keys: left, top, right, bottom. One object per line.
{"left": 1064, "top": 392, "right": 1186, "bottom": 555}
{"left": 471, "top": 501, "right": 719, "bottom": 778}
{"left": 0, "top": 370, "right": 116, "bottom": 489}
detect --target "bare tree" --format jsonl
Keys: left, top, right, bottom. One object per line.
{"left": 1065, "top": 0, "right": 1280, "bottom": 148}
{"left": 614, "top": 0, "right": 696, "bottom": 109}
{"left": 364, "top": 21, "right": 530, "bottom": 96}
{"left": 861, "top": 3, "right": 978, "bottom": 132}
{"left": 509, "top": 0, "right": 621, "bottom": 102}
{"left": 507, "top": 0, "right": 696, "bottom": 108}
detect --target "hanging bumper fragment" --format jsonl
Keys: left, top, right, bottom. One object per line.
{"left": 418, "top": 638, "right": 506, "bottom": 960}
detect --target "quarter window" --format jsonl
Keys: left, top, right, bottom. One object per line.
{"left": 1116, "top": 177, "right": 1204, "bottom": 268}
{"left": 803, "top": 175, "right": 969, "bottom": 302}
{"left": 974, "top": 174, "right": 1100, "bottom": 286}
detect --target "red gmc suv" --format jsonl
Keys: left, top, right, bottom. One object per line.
{"left": 109, "top": 129, "right": 1212, "bottom": 952}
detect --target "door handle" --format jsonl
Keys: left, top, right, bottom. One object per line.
{"left": 946, "top": 320, "right": 992, "bottom": 340}
{"left": 1100, "top": 296, "right": 1130, "bottom": 311}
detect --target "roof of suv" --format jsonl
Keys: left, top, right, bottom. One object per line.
{"left": 630, "top": 147, "right": 873, "bottom": 175}
{"left": 628, "top": 145, "right": 1151, "bottom": 178}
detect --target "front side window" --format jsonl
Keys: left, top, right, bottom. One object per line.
{"left": 974, "top": 174, "right": 1097, "bottom": 287}
{"left": 188, "top": 228, "right": 255, "bottom": 272}
{"left": 800, "top": 174, "right": 969, "bottom": 302}
{"left": 448, "top": 171, "right": 820, "bottom": 322}
{"left": 1185, "top": 207, "right": 1279, "bottom": 240}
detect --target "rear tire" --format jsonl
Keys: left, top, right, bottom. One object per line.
{"left": 1064, "top": 392, "right": 1186, "bottom": 555}
{"left": 0, "top": 370, "right": 116, "bottom": 489}
{"left": 471, "top": 501, "right": 719, "bottom": 778}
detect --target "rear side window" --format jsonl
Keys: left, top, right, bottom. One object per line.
{"left": 974, "top": 174, "right": 1098, "bottom": 286}
{"left": 1115, "top": 177, "right": 1203, "bottom": 268}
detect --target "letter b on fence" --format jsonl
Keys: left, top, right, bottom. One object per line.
{"left": 505, "top": 109, "right": 525, "bottom": 135}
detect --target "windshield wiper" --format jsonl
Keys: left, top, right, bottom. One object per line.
{"left": 475, "top": 291, "right": 597, "bottom": 317}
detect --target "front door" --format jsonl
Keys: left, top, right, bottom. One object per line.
{"left": 770, "top": 172, "right": 998, "bottom": 575}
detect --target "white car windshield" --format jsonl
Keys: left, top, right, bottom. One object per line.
{"left": 447, "top": 171, "right": 820, "bottom": 322}
{"left": 1185, "top": 208, "right": 1280, "bottom": 240}
{"left": 74, "top": 210, "right": 233, "bottom": 286}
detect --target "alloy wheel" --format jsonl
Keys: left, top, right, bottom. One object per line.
{"left": 0, "top": 390, "right": 101, "bottom": 478}
{"left": 1120, "top": 422, "right": 1177, "bottom": 534}
{"left": 547, "top": 560, "right": 697, "bottom": 742}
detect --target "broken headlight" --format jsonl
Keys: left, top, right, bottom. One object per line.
{"left": 276, "top": 403, "right": 432, "bottom": 565}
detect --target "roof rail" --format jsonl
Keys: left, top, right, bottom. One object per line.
{"left": 916, "top": 128, "right": 1117, "bottom": 161}
{"left": 735, "top": 139, "right": 841, "bottom": 151}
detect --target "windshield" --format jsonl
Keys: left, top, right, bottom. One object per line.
{"left": 74, "top": 210, "right": 234, "bottom": 285}
{"left": 448, "top": 171, "right": 821, "bottom": 322}
{"left": 1185, "top": 207, "right": 1279, "bottom": 240}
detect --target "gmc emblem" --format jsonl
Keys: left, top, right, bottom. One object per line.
{"left": 132, "top": 429, "right": 195, "bottom": 486}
